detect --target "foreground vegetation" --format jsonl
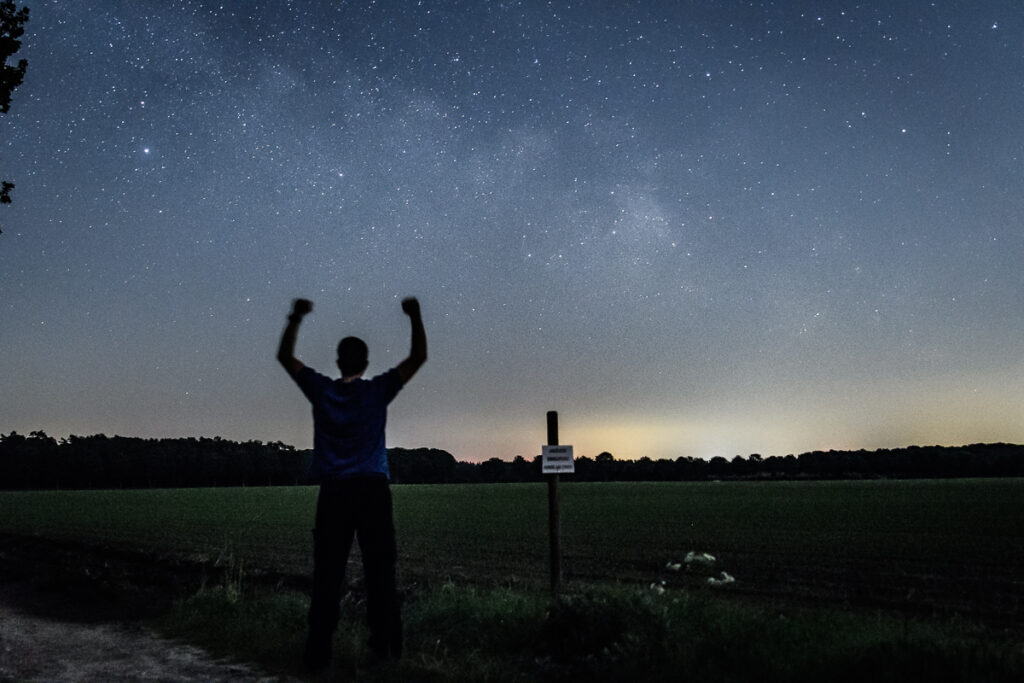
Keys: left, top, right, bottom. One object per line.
{"left": 2, "top": 480, "right": 1024, "bottom": 679}
{"left": 2, "top": 480, "right": 1022, "bottom": 620}
{"left": 161, "top": 579, "right": 1023, "bottom": 682}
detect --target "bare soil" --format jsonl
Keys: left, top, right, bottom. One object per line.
{"left": 0, "top": 536, "right": 295, "bottom": 682}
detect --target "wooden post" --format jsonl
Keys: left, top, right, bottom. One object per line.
{"left": 547, "top": 410, "right": 561, "bottom": 598}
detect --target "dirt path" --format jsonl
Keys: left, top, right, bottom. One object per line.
{"left": 0, "top": 536, "right": 298, "bottom": 682}
{"left": 0, "top": 590, "right": 288, "bottom": 682}
{"left": 0, "top": 581, "right": 298, "bottom": 682}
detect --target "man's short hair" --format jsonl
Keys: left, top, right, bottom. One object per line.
{"left": 337, "top": 336, "right": 369, "bottom": 377}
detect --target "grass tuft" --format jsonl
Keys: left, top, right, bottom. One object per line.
{"left": 537, "top": 588, "right": 668, "bottom": 681}
{"left": 405, "top": 581, "right": 544, "bottom": 655}
{"left": 158, "top": 578, "right": 1024, "bottom": 682}
{"left": 161, "top": 585, "right": 310, "bottom": 674}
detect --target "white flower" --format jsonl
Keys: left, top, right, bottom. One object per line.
{"left": 684, "top": 551, "right": 716, "bottom": 566}
{"left": 706, "top": 571, "right": 735, "bottom": 587}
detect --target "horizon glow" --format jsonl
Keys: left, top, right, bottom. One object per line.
{"left": 2, "top": 2, "right": 1023, "bottom": 463}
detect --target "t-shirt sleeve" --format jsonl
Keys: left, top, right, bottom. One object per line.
{"left": 369, "top": 367, "right": 403, "bottom": 408}
{"left": 294, "top": 366, "right": 331, "bottom": 404}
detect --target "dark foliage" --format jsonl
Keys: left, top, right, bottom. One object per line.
{"left": 386, "top": 446, "right": 457, "bottom": 484}
{"left": 0, "top": 1, "right": 28, "bottom": 114}
{"left": 0, "top": 431, "right": 310, "bottom": 489}
{"left": 0, "top": 431, "right": 463, "bottom": 490}
{"left": 1, "top": 0, "right": 28, "bottom": 229}
{"left": 2, "top": 430, "right": 1023, "bottom": 490}
{"left": 542, "top": 591, "right": 667, "bottom": 665}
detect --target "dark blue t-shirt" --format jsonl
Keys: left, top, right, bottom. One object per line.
{"left": 294, "top": 366, "right": 403, "bottom": 480}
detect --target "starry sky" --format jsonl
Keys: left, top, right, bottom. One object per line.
{"left": 2, "top": 1, "right": 1023, "bottom": 463}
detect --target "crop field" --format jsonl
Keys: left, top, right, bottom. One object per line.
{"left": 2, "top": 479, "right": 1023, "bottom": 624}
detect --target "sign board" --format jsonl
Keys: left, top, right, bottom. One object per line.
{"left": 542, "top": 445, "right": 575, "bottom": 474}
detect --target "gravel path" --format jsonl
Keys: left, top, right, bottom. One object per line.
{"left": 0, "top": 592, "right": 286, "bottom": 682}
{"left": 0, "top": 536, "right": 298, "bottom": 683}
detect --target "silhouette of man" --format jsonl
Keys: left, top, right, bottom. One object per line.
{"left": 277, "top": 296, "right": 427, "bottom": 669}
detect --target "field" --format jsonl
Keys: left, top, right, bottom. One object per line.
{"left": 2, "top": 479, "right": 1023, "bottom": 621}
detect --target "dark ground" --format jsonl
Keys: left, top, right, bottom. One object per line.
{"left": 0, "top": 535, "right": 293, "bottom": 682}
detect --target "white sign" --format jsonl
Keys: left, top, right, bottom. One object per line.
{"left": 542, "top": 445, "right": 575, "bottom": 474}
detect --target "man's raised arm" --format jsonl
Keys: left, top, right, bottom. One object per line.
{"left": 277, "top": 298, "right": 313, "bottom": 377}
{"left": 396, "top": 297, "right": 427, "bottom": 385}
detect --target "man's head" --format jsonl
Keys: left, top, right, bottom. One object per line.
{"left": 336, "top": 336, "right": 369, "bottom": 378}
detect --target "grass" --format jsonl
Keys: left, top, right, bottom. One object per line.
{"left": 158, "top": 578, "right": 1024, "bottom": 682}
{"left": 3, "top": 479, "right": 1023, "bottom": 616}
{"left": 4, "top": 480, "right": 1024, "bottom": 679}
{"left": 0, "top": 485, "right": 318, "bottom": 570}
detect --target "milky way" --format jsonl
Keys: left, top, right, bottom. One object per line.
{"left": 2, "top": 1, "right": 1022, "bottom": 461}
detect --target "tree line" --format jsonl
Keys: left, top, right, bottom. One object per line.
{"left": 1, "top": 431, "right": 1023, "bottom": 490}
{"left": 0, "top": 432, "right": 308, "bottom": 489}
{"left": 1, "top": 1, "right": 30, "bottom": 233}
{"left": 448, "top": 444, "right": 1024, "bottom": 483}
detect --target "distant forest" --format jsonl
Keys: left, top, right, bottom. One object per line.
{"left": 1, "top": 431, "right": 1023, "bottom": 490}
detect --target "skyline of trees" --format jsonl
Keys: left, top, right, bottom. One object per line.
{"left": 2, "top": 430, "right": 1023, "bottom": 490}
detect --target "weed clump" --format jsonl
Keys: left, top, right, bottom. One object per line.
{"left": 404, "top": 582, "right": 543, "bottom": 657}
{"left": 539, "top": 589, "right": 667, "bottom": 680}
{"left": 159, "top": 579, "right": 1024, "bottom": 683}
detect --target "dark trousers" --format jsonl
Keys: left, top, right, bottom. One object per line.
{"left": 308, "top": 477, "right": 402, "bottom": 659}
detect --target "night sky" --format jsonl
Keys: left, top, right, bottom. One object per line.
{"left": 2, "top": 1, "right": 1022, "bottom": 463}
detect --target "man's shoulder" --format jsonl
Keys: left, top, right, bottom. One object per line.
{"left": 296, "top": 364, "right": 323, "bottom": 379}
{"left": 369, "top": 367, "right": 401, "bottom": 384}
{"left": 363, "top": 368, "right": 402, "bottom": 402}
{"left": 294, "top": 365, "right": 331, "bottom": 392}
